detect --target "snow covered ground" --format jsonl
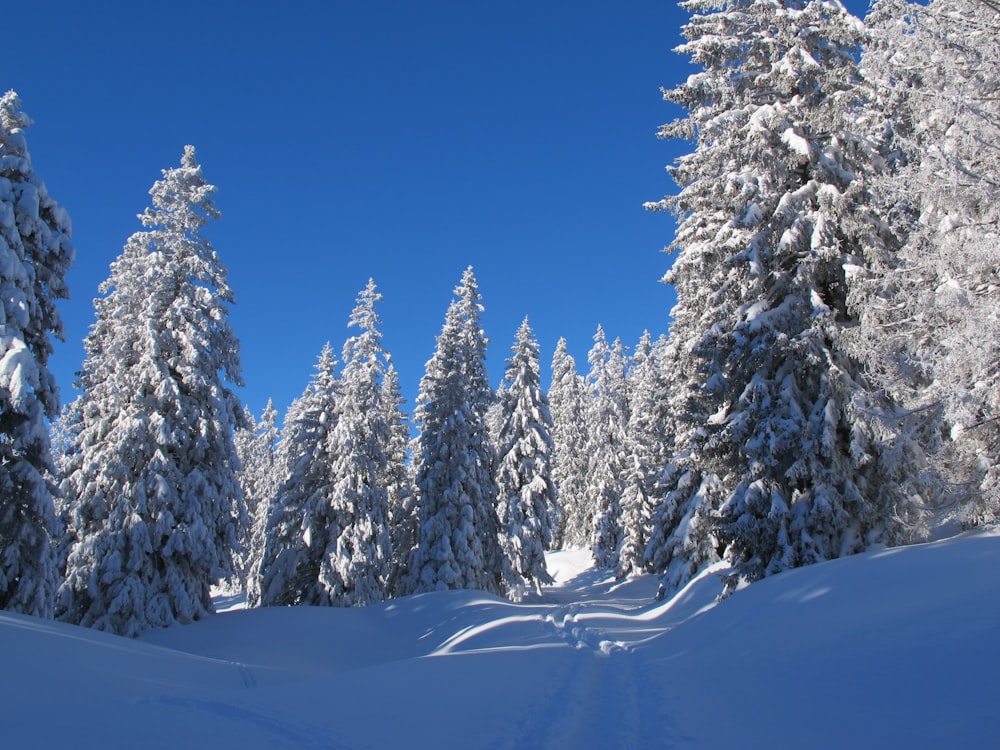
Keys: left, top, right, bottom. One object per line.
{"left": 5, "top": 531, "right": 999, "bottom": 749}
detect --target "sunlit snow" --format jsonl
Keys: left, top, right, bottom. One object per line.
{"left": 5, "top": 532, "right": 999, "bottom": 749}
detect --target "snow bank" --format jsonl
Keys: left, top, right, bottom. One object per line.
{"left": 5, "top": 535, "right": 998, "bottom": 749}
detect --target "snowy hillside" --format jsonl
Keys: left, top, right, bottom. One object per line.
{"left": 6, "top": 532, "right": 999, "bottom": 749}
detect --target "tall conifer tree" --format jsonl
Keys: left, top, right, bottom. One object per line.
{"left": 382, "top": 361, "right": 415, "bottom": 598}
{"left": 616, "top": 332, "right": 669, "bottom": 578}
{"left": 256, "top": 344, "right": 338, "bottom": 606}
{"left": 237, "top": 399, "right": 279, "bottom": 599}
{"left": 0, "top": 91, "right": 74, "bottom": 617}
{"left": 316, "top": 280, "right": 394, "bottom": 606}
{"left": 548, "top": 338, "right": 590, "bottom": 549}
{"left": 646, "top": 0, "right": 912, "bottom": 592}
{"left": 408, "top": 267, "right": 501, "bottom": 594}
{"left": 585, "top": 327, "right": 628, "bottom": 570}
{"left": 495, "top": 318, "right": 556, "bottom": 600}
{"left": 642, "top": 333, "right": 724, "bottom": 592}
{"left": 59, "top": 147, "right": 243, "bottom": 635}
{"left": 853, "top": 0, "right": 1000, "bottom": 522}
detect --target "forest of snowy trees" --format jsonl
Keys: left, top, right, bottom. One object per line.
{"left": 1, "top": 0, "right": 997, "bottom": 636}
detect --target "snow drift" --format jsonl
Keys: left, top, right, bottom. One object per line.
{"left": 5, "top": 533, "right": 998, "bottom": 749}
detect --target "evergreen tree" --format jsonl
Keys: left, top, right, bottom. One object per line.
{"left": 0, "top": 90, "right": 74, "bottom": 618}
{"left": 382, "top": 361, "right": 415, "bottom": 599}
{"left": 486, "top": 381, "right": 509, "bottom": 456}
{"left": 495, "top": 318, "right": 556, "bottom": 600}
{"left": 548, "top": 338, "right": 590, "bottom": 549}
{"left": 227, "top": 406, "right": 257, "bottom": 591}
{"left": 853, "top": 0, "right": 1000, "bottom": 522}
{"left": 408, "top": 267, "right": 501, "bottom": 594}
{"left": 645, "top": 0, "right": 913, "bottom": 593}
{"left": 237, "top": 399, "right": 279, "bottom": 600}
{"left": 257, "top": 344, "right": 338, "bottom": 606}
{"left": 58, "top": 147, "right": 244, "bottom": 636}
{"left": 616, "top": 332, "right": 669, "bottom": 578}
{"left": 585, "top": 327, "right": 628, "bottom": 570}
{"left": 316, "top": 280, "right": 394, "bottom": 606}
{"left": 642, "top": 337, "right": 723, "bottom": 593}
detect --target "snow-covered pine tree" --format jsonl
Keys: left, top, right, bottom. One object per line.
{"left": 237, "top": 399, "right": 279, "bottom": 599}
{"left": 58, "top": 147, "right": 244, "bottom": 636}
{"left": 646, "top": 0, "right": 913, "bottom": 593}
{"left": 631, "top": 335, "right": 728, "bottom": 591}
{"left": 315, "top": 279, "right": 394, "bottom": 606}
{"left": 585, "top": 326, "right": 629, "bottom": 570}
{"left": 228, "top": 405, "right": 258, "bottom": 591}
{"left": 616, "top": 331, "right": 669, "bottom": 578}
{"left": 548, "top": 338, "right": 590, "bottom": 549}
{"left": 408, "top": 267, "right": 502, "bottom": 594}
{"left": 382, "top": 360, "right": 415, "bottom": 599}
{"left": 852, "top": 0, "right": 1000, "bottom": 522}
{"left": 641, "top": 334, "right": 723, "bottom": 593}
{"left": 495, "top": 318, "right": 556, "bottom": 600}
{"left": 256, "top": 344, "right": 338, "bottom": 607}
{"left": 486, "top": 380, "right": 509, "bottom": 458}
{"left": 0, "top": 90, "right": 74, "bottom": 618}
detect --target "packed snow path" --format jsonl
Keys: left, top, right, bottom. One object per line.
{"left": 5, "top": 535, "right": 1000, "bottom": 749}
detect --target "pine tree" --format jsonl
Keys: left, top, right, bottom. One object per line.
{"left": 227, "top": 405, "right": 258, "bottom": 591}
{"left": 58, "top": 147, "right": 244, "bottom": 636}
{"left": 486, "top": 381, "right": 509, "bottom": 457}
{"left": 645, "top": 0, "right": 912, "bottom": 592}
{"left": 630, "top": 334, "right": 728, "bottom": 589}
{"left": 316, "top": 280, "right": 394, "bottom": 606}
{"left": 616, "top": 332, "right": 669, "bottom": 578}
{"left": 495, "top": 318, "right": 556, "bottom": 600}
{"left": 585, "top": 327, "right": 628, "bottom": 570}
{"left": 257, "top": 344, "right": 338, "bottom": 606}
{"left": 0, "top": 90, "right": 74, "bottom": 618}
{"left": 642, "top": 337, "right": 723, "bottom": 593}
{"left": 408, "top": 267, "right": 501, "bottom": 594}
{"left": 382, "top": 361, "right": 415, "bottom": 599}
{"left": 237, "top": 399, "right": 279, "bottom": 599}
{"left": 548, "top": 338, "right": 590, "bottom": 549}
{"left": 853, "top": 0, "right": 1000, "bottom": 523}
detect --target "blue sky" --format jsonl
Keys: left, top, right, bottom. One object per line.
{"left": 12, "top": 1, "right": 693, "bottom": 419}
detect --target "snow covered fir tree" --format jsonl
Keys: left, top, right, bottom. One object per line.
{"left": 643, "top": 0, "right": 925, "bottom": 594}
{"left": 381, "top": 361, "right": 416, "bottom": 599}
{"left": 255, "top": 343, "right": 340, "bottom": 607}
{"left": 0, "top": 91, "right": 74, "bottom": 618}
{"left": 548, "top": 338, "right": 590, "bottom": 549}
{"left": 234, "top": 399, "right": 279, "bottom": 594}
{"left": 584, "top": 326, "right": 629, "bottom": 571}
{"left": 494, "top": 318, "right": 557, "bottom": 600}
{"left": 406, "top": 267, "right": 503, "bottom": 595}
{"left": 57, "top": 147, "right": 245, "bottom": 636}
{"left": 616, "top": 331, "right": 670, "bottom": 578}
{"left": 850, "top": 0, "right": 1000, "bottom": 524}
{"left": 314, "top": 280, "right": 394, "bottom": 606}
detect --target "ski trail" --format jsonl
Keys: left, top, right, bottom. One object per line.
{"left": 472, "top": 595, "right": 680, "bottom": 750}
{"left": 496, "top": 647, "right": 676, "bottom": 750}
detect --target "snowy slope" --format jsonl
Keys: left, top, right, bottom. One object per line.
{"left": 5, "top": 534, "right": 999, "bottom": 749}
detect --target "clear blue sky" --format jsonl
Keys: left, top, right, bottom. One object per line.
{"left": 9, "top": 2, "right": 732, "bottom": 419}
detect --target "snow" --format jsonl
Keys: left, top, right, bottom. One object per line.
{"left": 6, "top": 531, "right": 1000, "bottom": 748}
{"left": 781, "top": 126, "right": 812, "bottom": 159}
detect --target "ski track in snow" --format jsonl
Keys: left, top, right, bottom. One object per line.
{"left": 430, "top": 556, "right": 693, "bottom": 749}
{"left": 528, "top": 595, "right": 688, "bottom": 749}
{"left": 495, "top": 643, "right": 668, "bottom": 750}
